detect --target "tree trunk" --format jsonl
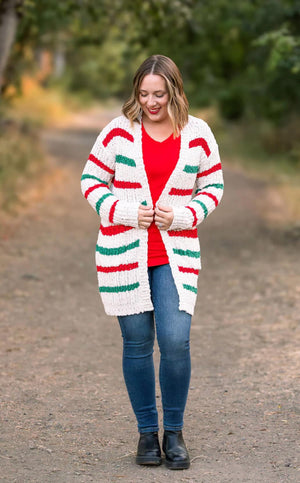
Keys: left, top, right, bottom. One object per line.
{"left": 0, "top": 0, "right": 23, "bottom": 91}
{"left": 54, "top": 47, "right": 66, "bottom": 78}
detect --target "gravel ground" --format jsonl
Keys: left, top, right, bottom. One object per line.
{"left": 0, "top": 108, "right": 299, "bottom": 482}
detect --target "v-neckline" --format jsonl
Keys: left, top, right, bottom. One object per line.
{"left": 142, "top": 122, "right": 174, "bottom": 144}
{"left": 137, "top": 119, "right": 188, "bottom": 208}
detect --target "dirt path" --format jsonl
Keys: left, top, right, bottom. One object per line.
{"left": 0, "top": 108, "right": 299, "bottom": 483}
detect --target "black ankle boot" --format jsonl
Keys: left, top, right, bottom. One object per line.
{"left": 136, "top": 432, "right": 162, "bottom": 466}
{"left": 162, "top": 430, "right": 190, "bottom": 470}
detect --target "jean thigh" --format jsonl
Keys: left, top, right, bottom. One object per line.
{"left": 150, "top": 264, "right": 191, "bottom": 348}
{"left": 117, "top": 311, "right": 155, "bottom": 345}
{"left": 149, "top": 264, "right": 179, "bottom": 314}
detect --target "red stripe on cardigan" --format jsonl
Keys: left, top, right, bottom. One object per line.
{"left": 88, "top": 153, "right": 114, "bottom": 174}
{"left": 103, "top": 128, "right": 134, "bottom": 147}
{"left": 84, "top": 183, "right": 108, "bottom": 199}
{"left": 168, "top": 229, "right": 198, "bottom": 238}
{"left": 186, "top": 206, "right": 197, "bottom": 227}
{"left": 97, "top": 262, "right": 138, "bottom": 273}
{"left": 109, "top": 200, "right": 118, "bottom": 223}
{"left": 189, "top": 137, "right": 211, "bottom": 156}
{"left": 100, "top": 224, "right": 133, "bottom": 235}
{"left": 169, "top": 188, "right": 194, "bottom": 196}
{"left": 178, "top": 266, "right": 199, "bottom": 275}
{"left": 198, "top": 191, "right": 219, "bottom": 206}
{"left": 197, "top": 162, "right": 222, "bottom": 178}
{"left": 113, "top": 180, "right": 142, "bottom": 189}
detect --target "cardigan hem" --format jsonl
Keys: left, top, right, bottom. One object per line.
{"left": 101, "top": 298, "right": 193, "bottom": 317}
{"left": 178, "top": 300, "right": 195, "bottom": 316}
{"left": 103, "top": 300, "right": 154, "bottom": 317}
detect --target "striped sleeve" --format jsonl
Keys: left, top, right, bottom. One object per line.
{"left": 81, "top": 120, "right": 140, "bottom": 227}
{"left": 169, "top": 123, "right": 224, "bottom": 230}
{"left": 190, "top": 144, "right": 223, "bottom": 224}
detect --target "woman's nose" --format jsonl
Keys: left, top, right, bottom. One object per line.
{"left": 147, "top": 96, "right": 156, "bottom": 106}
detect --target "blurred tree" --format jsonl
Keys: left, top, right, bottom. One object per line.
{"left": 1, "top": 0, "right": 299, "bottom": 128}
{"left": 1, "top": 0, "right": 111, "bottom": 94}
{"left": 129, "top": 0, "right": 300, "bottom": 122}
{"left": 0, "top": 0, "right": 24, "bottom": 91}
{"left": 252, "top": 5, "right": 300, "bottom": 123}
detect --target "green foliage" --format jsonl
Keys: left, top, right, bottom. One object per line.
{"left": 2, "top": 0, "right": 300, "bottom": 137}
{"left": 255, "top": 25, "right": 300, "bottom": 74}
{"left": 120, "top": 0, "right": 300, "bottom": 125}
{"left": 0, "top": 0, "right": 298, "bottom": 213}
{"left": 65, "top": 36, "right": 127, "bottom": 99}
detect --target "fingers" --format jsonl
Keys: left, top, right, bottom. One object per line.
{"left": 137, "top": 204, "right": 174, "bottom": 230}
{"left": 154, "top": 204, "right": 174, "bottom": 230}
{"left": 139, "top": 204, "right": 153, "bottom": 212}
{"left": 155, "top": 204, "right": 173, "bottom": 213}
{"left": 138, "top": 204, "right": 154, "bottom": 229}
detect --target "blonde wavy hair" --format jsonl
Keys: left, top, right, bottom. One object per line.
{"left": 122, "top": 55, "right": 189, "bottom": 136}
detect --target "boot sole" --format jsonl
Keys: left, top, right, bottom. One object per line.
{"left": 165, "top": 458, "right": 190, "bottom": 470}
{"left": 136, "top": 456, "right": 162, "bottom": 466}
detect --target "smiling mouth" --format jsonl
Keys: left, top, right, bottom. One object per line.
{"left": 148, "top": 108, "right": 160, "bottom": 114}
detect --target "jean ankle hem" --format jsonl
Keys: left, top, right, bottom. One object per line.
{"left": 139, "top": 426, "right": 160, "bottom": 434}
{"left": 163, "top": 424, "right": 183, "bottom": 432}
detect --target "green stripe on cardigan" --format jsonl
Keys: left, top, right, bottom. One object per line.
{"left": 96, "top": 193, "right": 114, "bottom": 215}
{"left": 116, "top": 154, "right": 136, "bottom": 167}
{"left": 191, "top": 198, "right": 208, "bottom": 218}
{"left": 81, "top": 174, "right": 108, "bottom": 185}
{"left": 183, "top": 283, "right": 198, "bottom": 294}
{"left": 196, "top": 183, "right": 224, "bottom": 193}
{"left": 99, "top": 282, "right": 140, "bottom": 293}
{"left": 173, "top": 248, "right": 200, "bottom": 258}
{"left": 183, "top": 164, "right": 198, "bottom": 173}
{"left": 96, "top": 239, "right": 140, "bottom": 255}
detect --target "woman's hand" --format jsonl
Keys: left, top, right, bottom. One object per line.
{"left": 154, "top": 204, "right": 174, "bottom": 230}
{"left": 138, "top": 204, "right": 154, "bottom": 229}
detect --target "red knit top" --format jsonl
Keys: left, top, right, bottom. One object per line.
{"left": 142, "top": 123, "right": 181, "bottom": 267}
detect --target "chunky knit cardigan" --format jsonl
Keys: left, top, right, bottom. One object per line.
{"left": 81, "top": 114, "right": 224, "bottom": 316}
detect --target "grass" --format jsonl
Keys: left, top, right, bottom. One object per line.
{"left": 193, "top": 106, "right": 300, "bottom": 225}
{"left": 219, "top": 119, "right": 300, "bottom": 224}
{"left": 0, "top": 76, "right": 87, "bottom": 213}
{"left": 218, "top": 121, "right": 299, "bottom": 181}
{"left": 7, "top": 76, "right": 84, "bottom": 128}
{"left": 0, "top": 126, "right": 45, "bottom": 211}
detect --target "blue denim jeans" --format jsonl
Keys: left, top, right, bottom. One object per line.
{"left": 117, "top": 264, "right": 191, "bottom": 433}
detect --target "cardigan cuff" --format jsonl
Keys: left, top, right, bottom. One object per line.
{"left": 169, "top": 206, "right": 194, "bottom": 231}
{"left": 112, "top": 200, "right": 140, "bottom": 228}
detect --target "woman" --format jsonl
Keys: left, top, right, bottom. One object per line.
{"left": 81, "top": 55, "right": 224, "bottom": 470}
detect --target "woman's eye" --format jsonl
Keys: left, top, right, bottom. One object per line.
{"left": 140, "top": 93, "right": 165, "bottom": 98}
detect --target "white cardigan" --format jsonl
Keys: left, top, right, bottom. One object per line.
{"left": 81, "top": 115, "right": 224, "bottom": 316}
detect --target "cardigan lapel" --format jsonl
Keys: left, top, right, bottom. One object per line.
{"left": 156, "top": 122, "right": 190, "bottom": 206}
{"left": 131, "top": 118, "right": 191, "bottom": 208}
{"left": 132, "top": 120, "right": 153, "bottom": 207}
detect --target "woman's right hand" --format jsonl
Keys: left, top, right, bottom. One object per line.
{"left": 138, "top": 204, "right": 154, "bottom": 229}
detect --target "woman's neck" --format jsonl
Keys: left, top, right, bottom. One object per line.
{"left": 142, "top": 115, "right": 174, "bottom": 142}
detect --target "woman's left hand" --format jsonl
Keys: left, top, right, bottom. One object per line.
{"left": 154, "top": 204, "right": 174, "bottom": 230}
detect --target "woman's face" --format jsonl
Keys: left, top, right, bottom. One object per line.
{"left": 139, "top": 74, "right": 169, "bottom": 124}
